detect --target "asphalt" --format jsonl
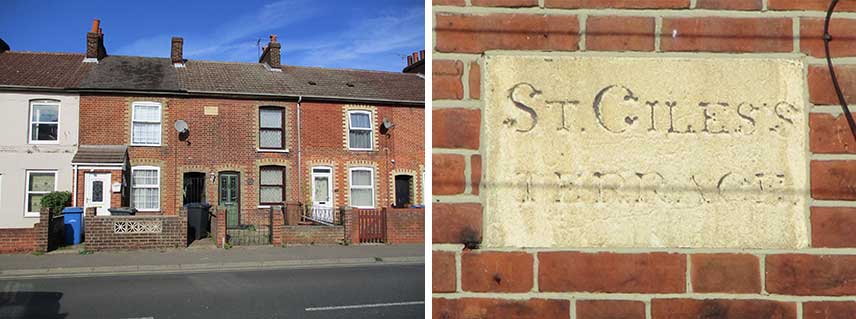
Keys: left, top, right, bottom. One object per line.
{"left": 0, "top": 244, "right": 424, "bottom": 279}
{"left": 0, "top": 263, "right": 425, "bottom": 319}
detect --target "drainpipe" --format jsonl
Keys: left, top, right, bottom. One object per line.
{"left": 72, "top": 164, "right": 78, "bottom": 207}
{"left": 296, "top": 96, "right": 302, "bottom": 204}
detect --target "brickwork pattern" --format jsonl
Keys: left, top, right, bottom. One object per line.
{"left": 282, "top": 225, "right": 344, "bottom": 245}
{"left": 432, "top": 1, "right": 856, "bottom": 318}
{"left": 384, "top": 208, "right": 424, "bottom": 244}
{"left": 84, "top": 207, "right": 186, "bottom": 251}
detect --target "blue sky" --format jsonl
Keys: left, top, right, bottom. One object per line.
{"left": 0, "top": 0, "right": 425, "bottom": 72}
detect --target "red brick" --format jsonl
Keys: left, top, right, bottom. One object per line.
{"left": 472, "top": 0, "right": 538, "bottom": 7}
{"left": 651, "top": 299, "right": 796, "bottom": 319}
{"left": 690, "top": 253, "right": 760, "bottom": 293}
{"left": 810, "top": 113, "right": 856, "bottom": 154}
{"left": 661, "top": 17, "right": 792, "bottom": 53}
{"left": 470, "top": 155, "right": 481, "bottom": 195}
{"left": 433, "top": 60, "right": 464, "bottom": 100}
{"left": 545, "top": 0, "right": 689, "bottom": 9}
{"left": 804, "top": 302, "right": 856, "bottom": 319}
{"left": 433, "top": 108, "right": 480, "bottom": 149}
{"left": 812, "top": 207, "right": 856, "bottom": 248}
{"left": 577, "top": 300, "right": 645, "bottom": 319}
{"left": 769, "top": 0, "right": 856, "bottom": 12}
{"left": 767, "top": 254, "right": 856, "bottom": 296}
{"left": 801, "top": 18, "right": 856, "bottom": 58}
{"left": 435, "top": 0, "right": 466, "bottom": 5}
{"left": 809, "top": 64, "right": 856, "bottom": 105}
{"left": 586, "top": 16, "right": 655, "bottom": 52}
{"left": 696, "top": 0, "right": 762, "bottom": 10}
{"left": 433, "top": 298, "right": 570, "bottom": 319}
{"left": 432, "top": 203, "right": 482, "bottom": 244}
{"left": 461, "top": 251, "right": 533, "bottom": 292}
{"left": 433, "top": 251, "right": 457, "bottom": 292}
{"left": 435, "top": 14, "right": 579, "bottom": 53}
{"left": 539, "top": 252, "right": 686, "bottom": 293}
{"left": 469, "top": 61, "right": 480, "bottom": 100}
{"left": 811, "top": 161, "right": 856, "bottom": 201}
{"left": 433, "top": 154, "right": 466, "bottom": 195}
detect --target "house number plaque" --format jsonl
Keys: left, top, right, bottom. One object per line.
{"left": 482, "top": 55, "right": 809, "bottom": 249}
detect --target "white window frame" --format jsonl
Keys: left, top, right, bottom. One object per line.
{"left": 131, "top": 166, "right": 160, "bottom": 211}
{"left": 24, "top": 170, "right": 57, "bottom": 217}
{"left": 348, "top": 167, "right": 375, "bottom": 209}
{"left": 130, "top": 101, "right": 162, "bottom": 146}
{"left": 28, "top": 100, "right": 61, "bottom": 145}
{"left": 347, "top": 110, "right": 373, "bottom": 151}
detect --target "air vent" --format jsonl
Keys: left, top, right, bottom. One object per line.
{"left": 346, "top": 83, "right": 355, "bottom": 88}
{"left": 308, "top": 81, "right": 317, "bottom": 85}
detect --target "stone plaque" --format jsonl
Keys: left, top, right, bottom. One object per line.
{"left": 482, "top": 55, "right": 808, "bottom": 249}
{"left": 204, "top": 106, "right": 219, "bottom": 115}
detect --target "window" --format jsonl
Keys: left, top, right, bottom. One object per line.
{"left": 25, "top": 171, "right": 56, "bottom": 217}
{"left": 131, "top": 166, "right": 160, "bottom": 211}
{"left": 131, "top": 102, "right": 162, "bottom": 146}
{"left": 349, "top": 167, "right": 374, "bottom": 208}
{"left": 259, "top": 107, "right": 285, "bottom": 150}
{"left": 29, "top": 101, "right": 60, "bottom": 143}
{"left": 348, "top": 110, "right": 373, "bottom": 150}
{"left": 259, "top": 166, "right": 285, "bottom": 205}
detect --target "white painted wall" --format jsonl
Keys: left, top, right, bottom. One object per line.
{"left": 0, "top": 92, "right": 78, "bottom": 228}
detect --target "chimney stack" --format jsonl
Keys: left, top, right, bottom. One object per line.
{"left": 85, "top": 19, "right": 107, "bottom": 62}
{"left": 406, "top": 50, "right": 425, "bottom": 67}
{"left": 402, "top": 49, "right": 425, "bottom": 74}
{"left": 171, "top": 37, "right": 184, "bottom": 66}
{"left": 258, "top": 34, "right": 281, "bottom": 71}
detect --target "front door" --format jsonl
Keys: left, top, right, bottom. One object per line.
{"left": 311, "top": 167, "right": 333, "bottom": 209}
{"left": 219, "top": 172, "right": 240, "bottom": 228}
{"left": 395, "top": 175, "right": 413, "bottom": 208}
{"left": 84, "top": 173, "right": 111, "bottom": 216}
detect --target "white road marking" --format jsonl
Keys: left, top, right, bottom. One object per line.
{"left": 305, "top": 301, "right": 424, "bottom": 312}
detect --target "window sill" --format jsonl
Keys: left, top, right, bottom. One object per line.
{"left": 130, "top": 144, "right": 162, "bottom": 147}
{"left": 348, "top": 149, "right": 374, "bottom": 152}
{"left": 24, "top": 213, "right": 39, "bottom": 218}
{"left": 28, "top": 141, "right": 60, "bottom": 145}
{"left": 257, "top": 149, "right": 289, "bottom": 153}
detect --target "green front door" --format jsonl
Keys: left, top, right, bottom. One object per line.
{"left": 219, "top": 172, "right": 240, "bottom": 228}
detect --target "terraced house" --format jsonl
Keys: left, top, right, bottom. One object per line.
{"left": 0, "top": 21, "right": 425, "bottom": 252}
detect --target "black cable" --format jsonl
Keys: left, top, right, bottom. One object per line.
{"left": 824, "top": 0, "right": 856, "bottom": 141}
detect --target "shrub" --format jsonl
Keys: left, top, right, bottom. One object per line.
{"left": 40, "top": 191, "right": 72, "bottom": 215}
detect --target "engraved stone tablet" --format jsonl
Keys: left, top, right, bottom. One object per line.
{"left": 482, "top": 55, "right": 808, "bottom": 249}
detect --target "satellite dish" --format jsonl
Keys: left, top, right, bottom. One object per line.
{"left": 174, "top": 120, "right": 189, "bottom": 133}
{"left": 382, "top": 118, "right": 395, "bottom": 130}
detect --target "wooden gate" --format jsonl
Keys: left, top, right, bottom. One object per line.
{"left": 358, "top": 209, "right": 385, "bottom": 243}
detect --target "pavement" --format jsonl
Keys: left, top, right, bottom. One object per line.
{"left": 0, "top": 263, "right": 425, "bottom": 319}
{"left": 0, "top": 244, "right": 424, "bottom": 279}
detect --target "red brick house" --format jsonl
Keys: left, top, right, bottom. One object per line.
{"left": 1, "top": 21, "right": 424, "bottom": 251}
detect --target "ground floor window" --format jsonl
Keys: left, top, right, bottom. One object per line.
{"left": 349, "top": 167, "right": 374, "bottom": 208}
{"left": 259, "top": 166, "right": 285, "bottom": 205}
{"left": 25, "top": 170, "right": 56, "bottom": 217}
{"left": 131, "top": 166, "right": 160, "bottom": 211}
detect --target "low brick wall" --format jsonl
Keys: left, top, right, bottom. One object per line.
{"left": 385, "top": 208, "right": 424, "bottom": 244}
{"left": 282, "top": 225, "right": 343, "bottom": 245}
{"left": 84, "top": 208, "right": 187, "bottom": 251}
{"left": 211, "top": 207, "right": 226, "bottom": 248}
{"left": 0, "top": 228, "right": 36, "bottom": 254}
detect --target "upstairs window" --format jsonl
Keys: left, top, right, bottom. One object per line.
{"left": 348, "top": 110, "right": 373, "bottom": 151}
{"left": 131, "top": 102, "right": 162, "bottom": 146}
{"left": 259, "top": 107, "right": 285, "bottom": 150}
{"left": 259, "top": 166, "right": 285, "bottom": 205}
{"left": 29, "top": 101, "right": 60, "bottom": 143}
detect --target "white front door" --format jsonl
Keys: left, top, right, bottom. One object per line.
{"left": 84, "top": 173, "right": 111, "bottom": 216}
{"left": 311, "top": 167, "right": 333, "bottom": 208}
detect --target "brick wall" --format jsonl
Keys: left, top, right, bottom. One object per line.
{"left": 432, "top": 1, "right": 856, "bottom": 318}
{"left": 282, "top": 225, "right": 344, "bottom": 245}
{"left": 79, "top": 95, "right": 424, "bottom": 217}
{"left": 385, "top": 208, "right": 424, "bottom": 244}
{"left": 84, "top": 207, "right": 187, "bottom": 251}
{"left": 0, "top": 228, "right": 36, "bottom": 254}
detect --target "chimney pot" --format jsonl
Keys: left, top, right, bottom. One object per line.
{"left": 171, "top": 37, "right": 184, "bottom": 65}
{"left": 407, "top": 56, "right": 413, "bottom": 66}
{"left": 419, "top": 50, "right": 425, "bottom": 61}
{"left": 270, "top": 34, "right": 277, "bottom": 43}
{"left": 91, "top": 19, "right": 100, "bottom": 33}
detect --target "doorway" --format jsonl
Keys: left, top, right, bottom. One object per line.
{"left": 394, "top": 175, "right": 413, "bottom": 208}
{"left": 183, "top": 172, "right": 206, "bottom": 205}
{"left": 219, "top": 172, "right": 240, "bottom": 229}
{"left": 310, "top": 167, "right": 334, "bottom": 224}
{"left": 84, "top": 172, "right": 111, "bottom": 216}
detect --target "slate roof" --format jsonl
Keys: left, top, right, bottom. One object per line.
{"left": 0, "top": 51, "right": 423, "bottom": 104}
{"left": 72, "top": 145, "right": 128, "bottom": 164}
{"left": 0, "top": 52, "right": 93, "bottom": 89}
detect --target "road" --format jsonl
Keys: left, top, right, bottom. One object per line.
{"left": 0, "top": 263, "right": 424, "bottom": 319}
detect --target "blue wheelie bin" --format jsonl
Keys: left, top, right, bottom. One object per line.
{"left": 62, "top": 207, "right": 84, "bottom": 245}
